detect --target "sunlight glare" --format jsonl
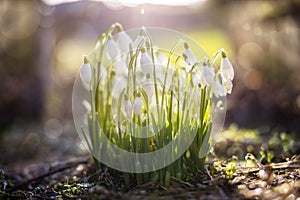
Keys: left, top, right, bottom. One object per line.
{"left": 42, "top": 0, "right": 205, "bottom": 6}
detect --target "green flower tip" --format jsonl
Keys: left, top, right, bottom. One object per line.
{"left": 141, "top": 48, "right": 146, "bottom": 53}
{"left": 135, "top": 92, "right": 141, "bottom": 97}
{"left": 184, "top": 42, "right": 189, "bottom": 49}
{"left": 139, "top": 27, "right": 146, "bottom": 36}
{"left": 83, "top": 56, "right": 89, "bottom": 64}
{"left": 221, "top": 50, "right": 227, "bottom": 58}
{"left": 115, "top": 22, "right": 123, "bottom": 32}
{"left": 124, "top": 94, "right": 129, "bottom": 100}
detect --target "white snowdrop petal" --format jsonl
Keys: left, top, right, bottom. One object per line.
{"left": 220, "top": 58, "right": 234, "bottom": 81}
{"left": 202, "top": 66, "right": 215, "bottom": 86}
{"left": 133, "top": 97, "right": 143, "bottom": 115}
{"left": 133, "top": 34, "right": 144, "bottom": 50}
{"left": 184, "top": 48, "right": 197, "bottom": 66}
{"left": 80, "top": 63, "right": 92, "bottom": 86}
{"left": 223, "top": 80, "right": 233, "bottom": 94}
{"left": 118, "top": 31, "right": 133, "bottom": 53}
{"left": 125, "top": 100, "right": 133, "bottom": 118}
{"left": 140, "top": 52, "right": 154, "bottom": 74}
{"left": 213, "top": 77, "right": 226, "bottom": 97}
{"left": 106, "top": 38, "right": 119, "bottom": 60}
{"left": 115, "top": 58, "right": 128, "bottom": 76}
{"left": 112, "top": 76, "right": 127, "bottom": 98}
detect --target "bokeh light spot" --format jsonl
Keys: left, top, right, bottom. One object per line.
{"left": 244, "top": 69, "right": 263, "bottom": 90}
{"left": 44, "top": 119, "right": 63, "bottom": 139}
{"left": 238, "top": 42, "right": 264, "bottom": 69}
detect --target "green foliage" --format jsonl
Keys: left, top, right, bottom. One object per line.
{"left": 79, "top": 23, "right": 232, "bottom": 186}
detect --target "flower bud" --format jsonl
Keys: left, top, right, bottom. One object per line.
{"left": 118, "top": 31, "right": 133, "bottom": 53}
{"left": 212, "top": 76, "right": 226, "bottom": 98}
{"left": 220, "top": 57, "right": 234, "bottom": 82}
{"left": 133, "top": 30, "right": 144, "bottom": 50}
{"left": 184, "top": 43, "right": 197, "bottom": 66}
{"left": 80, "top": 63, "right": 92, "bottom": 88}
{"left": 223, "top": 80, "right": 233, "bottom": 94}
{"left": 106, "top": 36, "right": 119, "bottom": 61}
{"left": 202, "top": 66, "right": 215, "bottom": 86}
{"left": 133, "top": 97, "right": 143, "bottom": 115}
{"left": 115, "top": 58, "right": 128, "bottom": 76}
{"left": 124, "top": 99, "right": 133, "bottom": 118}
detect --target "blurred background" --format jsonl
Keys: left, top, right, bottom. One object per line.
{"left": 0, "top": 0, "right": 299, "bottom": 169}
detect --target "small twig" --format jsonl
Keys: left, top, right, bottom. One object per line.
{"left": 171, "top": 176, "right": 194, "bottom": 187}
{"left": 205, "top": 165, "right": 230, "bottom": 199}
{"left": 205, "top": 165, "right": 214, "bottom": 181}
{"left": 9, "top": 157, "right": 90, "bottom": 191}
{"left": 237, "top": 159, "right": 300, "bottom": 174}
{"left": 160, "top": 185, "right": 168, "bottom": 190}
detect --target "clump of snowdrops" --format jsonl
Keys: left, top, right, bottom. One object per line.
{"left": 78, "top": 23, "right": 234, "bottom": 186}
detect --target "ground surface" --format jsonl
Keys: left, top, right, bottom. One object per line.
{"left": 0, "top": 123, "right": 299, "bottom": 199}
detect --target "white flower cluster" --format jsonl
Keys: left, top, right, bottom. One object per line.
{"left": 80, "top": 25, "right": 234, "bottom": 122}
{"left": 183, "top": 43, "right": 234, "bottom": 98}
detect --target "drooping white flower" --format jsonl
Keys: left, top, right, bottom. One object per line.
{"left": 133, "top": 96, "right": 143, "bottom": 115}
{"left": 140, "top": 50, "right": 153, "bottom": 74}
{"left": 184, "top": 43, "right": 197, "bottom": 66}
{"left": 223, "top": 80, "right": 233, "bottom": 94}
{"left": 80, "top": 63, "right": 92, "bottom": 88}
{"left": 192, "top": 70, "right": 206, "bottom": 87}
{"left": 111, "top": 76, "right": 127, "bottom": 98}
{"left": 118, "top": 31, "right": 133, "bottom": 53}
{"left": 212, "top": 76, "right": 226, "bottom": 98}
{"left": 133, "top": 32, "right": 144, "bottom": 50}
{"left": 220, "top": 57, "right": 234, "bottom": 82}
{"left": 115, "top": 58, "right": 128, "bottom": 76}
{"left": 124, "top": 99, "right": 133, "bottom": 118}
{"left": 106, "top": 35, "right": 119, "bottom": 61}
{"left": 202, "top": 66, "right": 215, "bottom": 86}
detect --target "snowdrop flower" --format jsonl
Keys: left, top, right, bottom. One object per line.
{"left": 117, "top": 31, "right": 133, "bottom": 53}
{"left": 140, "top": 49, "right": 153, "bottom": 74}
{"left": 112, "top": 76, "right": 127, "bottom": 98}
{"left": 106, "top": 35, "right": 119, "bottom": 61}
{"left": 202, "top": 66, "right": 215, "bottom": 86}
{"left": 212, "top": 76, "right": 226, "bottom": 98}
{"left": 133, "top": 30, "right": 145, "bottom": 50}
{"left": 184, "top": 43, "right": 197, "bottom": 67}
{"left": 80, "top": 62, "right": 92, "bottom": 89}
{"left": 115, "top": 58, "right": 128, "bottom": 76}
{"left": 133, "top": 96, "right": 143, "bottom": 115}
{"left": 223, "top": 80, "right": 233, "bottom": 94}
{"left": 192, "top": 68, "right": 206, "bottom": 87}
{"left": 124, "top": 98, "right": 133, "bottom": 118}
{"left": 220, "top": 52, "right": 234, "bottom": 82}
